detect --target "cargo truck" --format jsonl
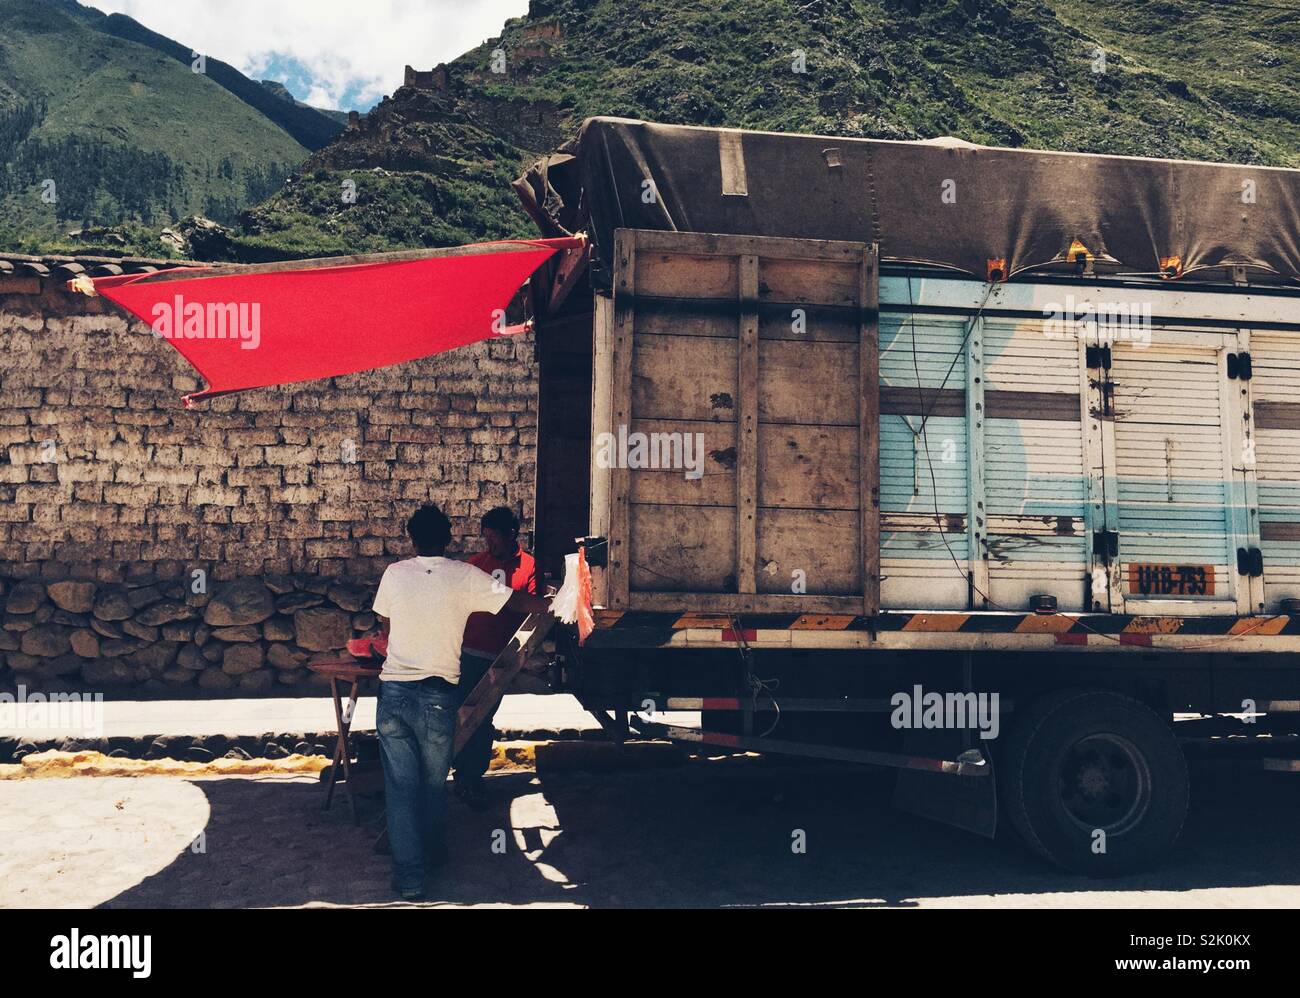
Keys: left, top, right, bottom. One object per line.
{"left": 79, "top": 115, "right": 1300, "bottom": 877}
{"left": 512, "top": 117, "right": 1300, "bottom": 875}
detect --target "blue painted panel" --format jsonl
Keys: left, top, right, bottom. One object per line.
{"left": 879, "top": 316, "right": 968, "bottom": 390}
{"left": 880, "top": 415, "right": 967, "bottom": 514}
{"left": 1259, "top": 483, "right": 1300, "bottom": 514}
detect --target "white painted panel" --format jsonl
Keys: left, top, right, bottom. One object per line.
{"left": 1111, "top": 341, "right": 1232, "bottom": 603}
{"left": 1252, "top": 332, "right": 1300, "bottom": 607}
{"left": 880, "top": 557, "right": 970, "bottom": 609}
{"left": 982, "top": 317, "right": 1081, "bottom": 394}
{"left": 980, "top": 316, "right": 1089, "bottom": 609}
{"left": 879, "top": 315, "right": 971, "bottom": 607}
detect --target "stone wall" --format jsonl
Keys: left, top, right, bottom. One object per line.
{"left": 2, "top": 573, "right": 377, "bottom": 694}
{"left": 0, "top": 275, "right": 539, "bottom": 696}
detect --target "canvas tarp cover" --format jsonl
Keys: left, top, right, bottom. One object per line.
{"left": 515, "top": 116, "right": 1300, "bottom": 290}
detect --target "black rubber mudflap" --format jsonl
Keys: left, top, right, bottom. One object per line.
{"left": 891, "top": 728, "right": 997, "bottom": 839}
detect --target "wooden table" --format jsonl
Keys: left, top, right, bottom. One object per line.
{"left": 307, "top": 658, "right": 382, "bottom": 823}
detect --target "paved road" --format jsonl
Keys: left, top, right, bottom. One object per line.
{"left": 1, "top": 756, "right": 1297, "bottom": 908}
{"left": 0, "top": 693, "right": 696, "bottom": 741}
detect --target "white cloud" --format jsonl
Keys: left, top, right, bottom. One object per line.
{"left": 84, "top": 0, "right": 529, "bottom": 110}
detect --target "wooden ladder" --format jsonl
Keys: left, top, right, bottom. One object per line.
{"left": 453, "top": 611, "right": 555, "bottom": 756}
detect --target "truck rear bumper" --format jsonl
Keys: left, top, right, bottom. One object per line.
{"left": 586, "top": 609, "right": 1300, "bottom": 653}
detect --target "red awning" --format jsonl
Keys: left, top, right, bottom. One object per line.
{"left": 74, "top": 237, "right": 584, "bottom": 407}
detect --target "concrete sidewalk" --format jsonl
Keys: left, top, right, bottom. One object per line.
{"left": 0, "top": 693, "right": 697, "bottom": 742}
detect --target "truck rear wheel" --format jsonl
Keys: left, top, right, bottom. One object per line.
{"left": 999, "top": 688, "right": 1188, "bottom": 876}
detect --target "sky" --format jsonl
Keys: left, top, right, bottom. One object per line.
{"left": 84, "top": 0, "right": 530, "bottom": 112}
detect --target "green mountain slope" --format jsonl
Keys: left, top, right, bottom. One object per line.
{"left": 239, "top": 0, "right": 1300, "bottom": 259}
{"left": 0, "top": 0, "right": 317, "bottom": 252}
{"left": 79, "top": 5, "right": 344, "bottom": 150}
{"left": 238, "top": 88, "right": 534, "bottom": 258}
{"left": 260, "top": 80, "right": 352, "bottom": 127}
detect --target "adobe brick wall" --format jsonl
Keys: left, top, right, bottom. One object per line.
{"left": 0, "top": 279, "right": 539, "bottom": 696}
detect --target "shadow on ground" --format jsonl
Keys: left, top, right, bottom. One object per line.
{"left": 102, "top": 757, "right": 1300, "bottom": 908}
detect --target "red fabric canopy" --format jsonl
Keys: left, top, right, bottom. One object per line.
{"left": 80, "top": 238, "right": 583, "bottom": 406}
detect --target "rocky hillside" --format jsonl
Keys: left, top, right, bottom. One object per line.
{"left": 238, "top": 87, "right": 532, "bottom": 258}
{"left": 235, "top": 0, "right": 1300, "bottom": 259}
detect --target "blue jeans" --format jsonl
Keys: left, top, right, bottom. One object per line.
{"left": 376, "top": 677, "right": 458, "bottom": 891}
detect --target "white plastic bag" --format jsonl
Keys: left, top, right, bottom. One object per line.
{"left": 550, "top": 552, "right": 582, "bottom": 624}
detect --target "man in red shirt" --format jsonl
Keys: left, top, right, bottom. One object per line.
{"left": 454, "top": 506, "right": 538, "bottom": 809}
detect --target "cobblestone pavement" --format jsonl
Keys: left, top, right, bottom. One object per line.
{"left": 2, "top": 757, "right": 1298, "bottom": 908}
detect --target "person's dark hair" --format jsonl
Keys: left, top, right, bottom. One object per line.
{"left": 407, "top": 504, "right": 452, "bottom": 554}
{"left": 481, "top": 506, "right": 520, "bottom": 537}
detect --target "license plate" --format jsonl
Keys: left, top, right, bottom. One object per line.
{"left": 1127, "top": 563, "right": 1214, "bottom": 596}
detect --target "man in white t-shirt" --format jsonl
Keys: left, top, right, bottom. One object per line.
{"left": 372, "top": 503, "right": 548, "bottom": 900}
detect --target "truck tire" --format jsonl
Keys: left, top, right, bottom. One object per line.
{"left": 998, "top": 688, "right": 1188, "bottom": 876}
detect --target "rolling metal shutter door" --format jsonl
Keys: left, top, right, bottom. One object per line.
{"left": 981, "top": 318, "right": 1088, "bottom": 611}
{"left": 878, "top": 315, "right": 969, "bottom": 608}
{"left": 1111, "top": 341, "right": 1234, "bottom": 606}
{"left": 1251, "top": 332, "right": 1300, "bottom": 609}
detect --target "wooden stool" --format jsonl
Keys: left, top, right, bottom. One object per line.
{"left": 308, "top": 659, "right": 381, "bottom": 823}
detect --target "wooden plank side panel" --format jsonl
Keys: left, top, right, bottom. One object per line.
{"left": 627, "top": 228, "right": 867, "bottom": 264}
{"left": 609, "top": 231, "right": 636, "bottom": 607}
{"left": 628, "top": 423, "right": 860, "bottom": 509}
{"left": 632, "top": 333, "right": 739, "bottom": 422}
{"left": 758, "top": 423, "right": 859, "bottom": 509}
{"left": 627, "top": 303, "right": 740, "bottom": 339}
{"left": 612, "top": 229, "right": 879, "bottom": 610}
{"left": 759, "top": 309, "right": 858, "bottom": 343}
{"left": 759, "top": 257, "right": 860, "bottom": 307}
{"left": 627, "top": 419, "right": 737, "bottom": 506}
{"left": 757, "top": 508, "right": 860, "bottom": 595}
{"left": 736, "top": 254, "right": 760, "bottom": 594}
{"left": 757, "top": 338, "right": 858, "bottom": 424}
{"left": 629, "top": 503, "right": 736, "bottom": 592}
{"left": 635, "top": 252, "right": 737, "bottom": 300}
